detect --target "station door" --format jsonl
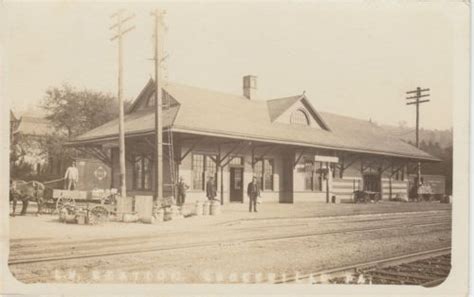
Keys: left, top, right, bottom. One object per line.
{"left": 230, "top": 167, "right": 243, "bottom": 202}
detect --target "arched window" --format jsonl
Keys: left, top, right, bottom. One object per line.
{"left": 290, "top": 109, "right": 310, "bottom": 126}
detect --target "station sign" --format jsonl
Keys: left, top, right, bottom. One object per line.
{"left": 314, "top": 155, "right": 339, "bottom": 163}
{"left": 94, "top": 166, "right": 108, "bottom": 181}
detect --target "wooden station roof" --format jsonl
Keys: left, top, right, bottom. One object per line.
{"left": 69, "top": 79, "right": 439, "bottom": 161}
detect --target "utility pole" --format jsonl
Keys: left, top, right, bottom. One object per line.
{"left": 152, "top": 9, "right": 165, "bottom": 201}
{"left": 110, "top": 10, "right": 135, "bottom": 198}
{"left": 406, "top": 86, "right": 430, "bottom": 200}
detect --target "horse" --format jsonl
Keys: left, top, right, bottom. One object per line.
{"left": 10, "top": 179, "right": 45, "bottom": 216}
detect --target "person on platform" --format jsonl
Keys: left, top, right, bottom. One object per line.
{"left": 64, "top": 160, "right": 79, "bottom": 190}
{"left": 247, "top": 176, "right": 260, "bottom": 213}
{"left": 206, "top": 176, "right": 216, "bottom": 201}
{"left": 177, "top": 176, "right": 189, "bottom": 206}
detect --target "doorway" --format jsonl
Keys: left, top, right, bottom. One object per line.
{"left": 230, "top": 167, "right": 244, "bottom": 202}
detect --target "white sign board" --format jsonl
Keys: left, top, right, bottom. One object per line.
{"left": 314, "top": 155, "right": 339, "bottom": 163}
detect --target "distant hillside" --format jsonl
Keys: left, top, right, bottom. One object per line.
{"left": 378, "top": 123, "right": 452, "bottom": 194}
{"left": 380, "top": 124, "right": 453, "bottom": 149}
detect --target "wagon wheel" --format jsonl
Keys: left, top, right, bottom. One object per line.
{"left": 56, "top": 196, "right": 76, "bottom": 213}
{"left": 88, "top": 205, "right": 109, "bottom": 225}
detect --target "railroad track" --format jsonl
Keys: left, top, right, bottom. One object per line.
{"left": 9, "top": 219, "right": 450, "bottom": 266}
{"left": 275, "top": 247, "right": 451, "bottom": 287}
{"left": 10, "top": 212, "right": 450, "bottom": 249}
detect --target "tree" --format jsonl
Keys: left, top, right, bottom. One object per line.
{"left": 42, "top": 84, "right": 126, "bottom": 139}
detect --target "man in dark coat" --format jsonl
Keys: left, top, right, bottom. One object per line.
{"left": 206, "top": 176, "right": 216, "bottom": 201}
{"left": 247, "top": 176, "right": 260, "bottom": 213}
{"left": 177, "top": 176, "right": 189, "bottom": 206}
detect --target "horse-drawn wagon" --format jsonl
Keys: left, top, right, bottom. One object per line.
{"left": 10, "top": 179, "right": 117, "bottom": 224}
{"left": 51, "top": 189, "right": 117, "bottom": 224}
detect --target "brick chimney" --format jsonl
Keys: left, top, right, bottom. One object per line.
{"left": 243, "top": 75, "right": 257, "bottom": 100}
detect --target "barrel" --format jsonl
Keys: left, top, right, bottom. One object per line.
{"left": 195, "top": 200, "right": 202, "bottom": 216}
{"left": 202, "top": 201, "right": 210, "bottom": 216}
{"left": 164, "top": 207, "right": 174, "bottom": 221}
{"left": 76, "top": 212, "right": 87, "bottom": 225}
{"left": 64, "top": 214, "right": 77, "bottom": 224}
{"left": 140, "top": 217, "right": 155, "bottom": 224}
{"left": 210, "top": 200, "right": 221, "bottom": 215}
{"left": 153, "top": 208, "right": 164, "bottom": 222}
{"left": 170, "top": 205, "right": 183, "bottom": 220}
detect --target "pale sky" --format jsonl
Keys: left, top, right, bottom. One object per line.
{"left": 3, "top": 1, "right": 467, "bottom": 130}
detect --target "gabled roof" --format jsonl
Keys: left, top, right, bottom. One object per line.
{"left": 266, "top": 95, "right": 331, "bottom": 131}
{"left": 15, "top": 115, "right": 54, "bottom": 136}
{"left": 70, "top": 80, "right": 438, "bottom": 161}
{"left": 267, "top": 95, "right": 301, "bottom": 121}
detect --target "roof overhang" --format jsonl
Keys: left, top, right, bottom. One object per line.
{"left": 66, "top": 126, "right": 441, "bottom": 162}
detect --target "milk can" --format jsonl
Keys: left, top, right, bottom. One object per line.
{"left": 210, "top": 200, "right": 221, "bottom": 216}
{"left": 195, "top": 200, "right": 202, "bottom": 216}
{"left": 164, "top": 207, "right": 173, "bottom": 221}
{"left": 203, "top": 200, "right": 210, "bottom": 216}
{"left": 170, "top": 205, "right": 183, "bottom": 220}
{"left": 154, "top": 207, "right": 164, "bottom": 222}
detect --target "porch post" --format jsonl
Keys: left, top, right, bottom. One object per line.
{"left": 220, "top": 167, "right": 224, "bottom": 205}
{"left": 325, "top": 162, "right": 330, "bottom": 203}
{"left": 217, "top": 144, "right": 223, "bottom": 205}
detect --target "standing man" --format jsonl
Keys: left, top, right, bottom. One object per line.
{"left": 177, "top": 176, "right": 189, "bottom": 206}
{"left": 206, "top": 176, "right": 216, "bottom": 201}
{"left": 64, "top": 160, "right": 79, "bottom": 190}
{"left": 247, "top": 176, "right": 260, "bottom": 213}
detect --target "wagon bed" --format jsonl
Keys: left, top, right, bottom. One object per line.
{"left": 42, "top": 188, "right": 117, "bottom": 224}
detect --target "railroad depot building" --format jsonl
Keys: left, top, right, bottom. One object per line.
{"left": 68, "top": 76, "right": 439, "bottom": 204}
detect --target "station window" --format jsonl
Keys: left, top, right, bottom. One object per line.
{"left": 290, "top": 109, "right": 310, "bottom": 126}
{"left": 264, "top": 159, "right": 274, "bottom": 191}
{"left": 254, "top": 160, "right": 263, "bottom": 190}
{"left": 394, "top": 166, "right": 405, "bottom": 181}
{"left": 330, "top": 163, "right": 337, "bottom": 179}
{"left": 304, "top": 160, "right": 322, "bottom": 191}
{"left": 192, "top": 154, "right": 218, "bottom": 190}
{"left": 192, "top": 154, "right": 204, "bottom": 190}
{"left": 304, "top": 160, "right": 313, "bottom": 190}
{"left": 229, "top": 156, "right": 243, "bottom": 166}
{"left": 254, "top": 158, "right": 274, "bottom": 191}
{"left": 133, "top": 154, "right": 152, "bottom": 190}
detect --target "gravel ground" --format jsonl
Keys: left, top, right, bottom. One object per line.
{"left": 9, "top": 205, "right": 451, "bottom": 284}
{"left": 9, "top": 201, "right": 451, "bottom": 240}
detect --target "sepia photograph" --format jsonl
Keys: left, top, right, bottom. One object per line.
{"left": 0, "top": 1, "right": 470, "bottom": 296}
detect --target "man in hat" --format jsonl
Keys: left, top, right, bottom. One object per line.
{"left": 177, "top": 176, "right": 189, "bottom": 206}
{"left": 206, "top": 176, "right": 216, "bottom": 201}
{"left": 64, "top": 160, "right": 79, "bottom": 190}
{"left": 247, "top": 176, "right": 260, "bottom": 213}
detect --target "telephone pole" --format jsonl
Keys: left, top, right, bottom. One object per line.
{"left": 406, "top": 86, "right": 430, "bottom": 198}
{"left": 110, "top": 10, "right": 135, "bottom": 197}
{"left": 152, "top": 9, "right": 165, "bottom": 201}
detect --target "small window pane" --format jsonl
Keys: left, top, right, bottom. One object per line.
{"left": 192, "top": 154, "right": 204, "bottom": 190}
{"left": 143, "top": 156, "right": 150, "bottom": 189}
{"left": 290, "top": 109, "right": 310, "bottom": 126}
{"left": 134, "top": 156, "right": 143, "bottom": 190}
{"left": 206, "top": 155, "right": 217, "bottom": 177}
{"left": 314, "top": 162, "right": 322, "bottom": 191}
{"left": 304, "top": 160, "right": 313, "bottom": 190}
{"left": 254, "top": 159, "right": 263, "bottom": 190}
{"left": 229, "top": 156, "right": 243, "bottom": 165}
{"left": 264, "top": 159, "right": 274, "bottom": 190}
